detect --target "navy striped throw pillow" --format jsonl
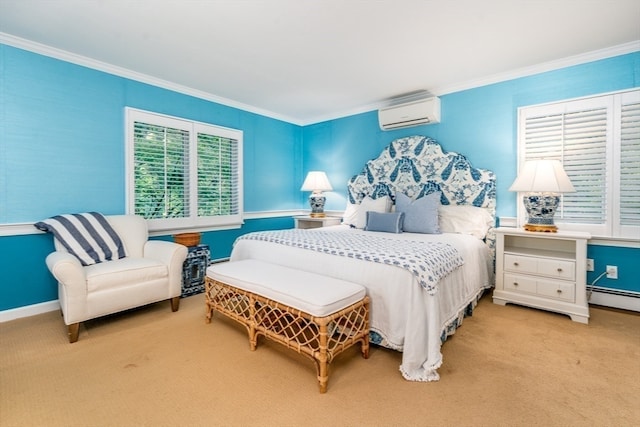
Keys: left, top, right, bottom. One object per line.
{"left": 35, "top": 212, "right": 128, "bottom": 266}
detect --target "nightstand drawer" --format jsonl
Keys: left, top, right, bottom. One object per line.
{"left": 538, "top": 259, "right": 575, "bottom": 281}
{"left": 504, "top": 273, "right": 575, "bottom": 302}
{"left": 503, "top": 274, "right": 537, "bottom": 294}
{"left": 536, "top": 280, "right": 575, "bottom": 302}
{"left": 504, "top": 254, "right": 575, "bottom": 281}
{"left": 504, "top": 254, "right": 537, "bottom": 274}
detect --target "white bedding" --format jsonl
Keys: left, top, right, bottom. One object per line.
{"left": 230, "top": 224, "right": 494, "bottom": 381}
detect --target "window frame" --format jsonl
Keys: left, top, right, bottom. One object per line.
{"left": 515, "top": 89, "right": 639, "bottom": 240}
{"left": 125, "top": 107, "right": 243, "bottom": 234}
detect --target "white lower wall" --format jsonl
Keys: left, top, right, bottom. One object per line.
{"left": 0, "top": 300, "right": 59, "bottom": 322}
{"left": 589, "top": 287, "right": 640, "bottom": 312}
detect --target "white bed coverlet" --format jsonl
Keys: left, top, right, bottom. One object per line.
{"left": 236, "top": 229, "right": 464, "bottom": 294}
{"left": 230, "top": 225, "right": 494, "bottom": 382}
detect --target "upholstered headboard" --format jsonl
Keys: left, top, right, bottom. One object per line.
{"left": 347, "top": 135, "right": 497, "bottom": 253}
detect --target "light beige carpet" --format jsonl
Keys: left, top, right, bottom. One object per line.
{"left": 1, "top": 293, "right": 639, "bottom": 427}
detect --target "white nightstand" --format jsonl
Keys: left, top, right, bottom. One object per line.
{"left": 492, "top": 227, "right": 591, "bottom": 324}
{"left": 293, "top": 215, "right": 342, "bottom": 229}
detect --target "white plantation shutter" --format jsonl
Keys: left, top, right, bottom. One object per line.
{"left": 518, "top": 89, "right": 639, "bottom": 239}
{"left": 197, "top": 132, "right": 240, "bottom": 217}
{"left": 133, "top": 121, "right": 190, "bottom": 219}
{"left": 521, "top": 100, "right": 609, "bottom": 224}
{"left": 126, "top": 108, "right": 243, "bottom": 232}
{"left": 558, "top": 107, "right": 608, "bottom": 224}
{"left": 619, "top": 94, "right": 640, "bottom": 229}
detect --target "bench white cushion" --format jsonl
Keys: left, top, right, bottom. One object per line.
{"left": 206, "top": 260, "right": 366, "bottom": 317}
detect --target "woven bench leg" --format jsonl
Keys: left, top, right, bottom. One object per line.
{"left": 204, "top": 282, "right": 214, "bottom": 324}
{"left": 249, "top": 297, "right": 258, "bottom": 351}
{"left": 361, "top": 313, "right": 371, "bottom": 359}
{"left": 361, "top": 338, "right": 370, "bottom": 359}
{"left": 205, "top": 304, "right": 213, "bottom": 324}
{"left": 316, "top": 319, "right": 329, "bottom": 393}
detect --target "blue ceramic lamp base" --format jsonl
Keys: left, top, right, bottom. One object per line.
{"left": 522, "top": 193, "right": 560, "bottom": 233}
{"left": 309, "top": 194, "right": 326, "bottom": 218}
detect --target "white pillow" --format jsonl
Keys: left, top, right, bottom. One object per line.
{"left": 342, "top": 196, "right": 391, "bottom": 229}
{"left": 342, "top": 202, "right": 359, "bottom": 226}
{"left": 438, "top": 205, "right": 494, "bottom": 239}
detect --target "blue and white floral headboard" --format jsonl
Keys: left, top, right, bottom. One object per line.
{"left": 347, "top": 135, "right": 497, "bottom": 252}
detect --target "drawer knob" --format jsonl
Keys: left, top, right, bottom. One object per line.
{"left": 513, "top": 262, "right": 519, "bottom": 267}
{"left": 557, "top": 289, "right": 562, "bottom": 294}
{"left": 557, "top": 268, "right": 563, "bottom": 272}
{"left": 513, "top": 282, "right": 519, "bottom": 287}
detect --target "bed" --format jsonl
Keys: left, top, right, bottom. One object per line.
{"left": 230, "top": 135, "right": 496, "bottom": 381}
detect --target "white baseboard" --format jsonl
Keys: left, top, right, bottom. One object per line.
{"left": 0, "top": 300, "right": 59, "bottom": 323}
{"left": 3, "top": 286, "right": 637, "bottom": 323}
{"left": 589, "top": 287, "right": 640, "bottom": 313}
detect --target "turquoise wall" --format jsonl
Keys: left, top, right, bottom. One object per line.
{"left": 0, "top": 44, "right": 304, "bottom": 223}
{"left": 1, "top": 43, "right": 638, "bottom": 312}
{"left": 0, "top": 44, "right": 303, "bottom": 310}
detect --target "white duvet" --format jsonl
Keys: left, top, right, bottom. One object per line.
{"left": 230, "top": 224, "right": 494, "bottom": 381}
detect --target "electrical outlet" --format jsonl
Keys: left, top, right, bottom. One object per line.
{"left": 586, "top": 258, "right": 594, "bottom": 272}
{"left": 606, "top": 265, "right": 618, "bottom": 279}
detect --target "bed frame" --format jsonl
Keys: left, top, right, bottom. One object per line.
{"left": 224, "top": 135, "right": 497, "bottom": 382}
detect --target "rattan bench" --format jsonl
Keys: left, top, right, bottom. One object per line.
{"left": 205, "top": 259, "right": 370, "bottom": 393}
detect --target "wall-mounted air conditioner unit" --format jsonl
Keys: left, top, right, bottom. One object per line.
{"left": 378, "top": 97, "right": 441, "bottom": 130}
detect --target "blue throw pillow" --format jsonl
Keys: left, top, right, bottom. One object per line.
{"left": 364, "top": 211, "right": 405, "bottom": 233}
{"left": 396, "top": 192, "right": 442, "bottom": 234}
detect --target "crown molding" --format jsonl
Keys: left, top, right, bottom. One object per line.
{"left": 430, "top": 40, "right": 640, "bottom": 97}
{"left": 2, "top": 32, "right": 637, "bottom": 127}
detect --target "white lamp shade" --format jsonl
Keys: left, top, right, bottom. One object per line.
{"left": 509, "top": 160, "right": 575, "bottom": 193}
{"left": 301, "top": 171, "right": 333, "bottom": 192}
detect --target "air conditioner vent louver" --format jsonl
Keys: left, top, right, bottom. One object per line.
{"left": 378, "top": 97, "right": 441, "bottom": 130}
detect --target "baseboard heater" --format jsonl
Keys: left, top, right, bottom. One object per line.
{"left": 589, "top": 286, "right": 640, "bottom": 313}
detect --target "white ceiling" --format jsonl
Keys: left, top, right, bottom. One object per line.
{"left": 1, "top": 0, "right": 639, "bottom": 124}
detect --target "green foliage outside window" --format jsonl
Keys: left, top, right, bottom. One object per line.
{"left": 133, "top": 121, "right": 238, "bottom": 221}
{"left": 133, "top": 122, "right": 188, "bottom": 219}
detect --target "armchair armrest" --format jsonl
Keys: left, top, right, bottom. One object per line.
{"left": 45, "top": 251, "right": 87, "bottom": 297}
{"left": 144, "top": 240, "right": 189, "bottom": 294}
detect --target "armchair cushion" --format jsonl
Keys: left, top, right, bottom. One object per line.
{"left": 35, "top": 212, "right": 127, "bottom": 266}
{"left": 85, "top": 258, "right": 168, "bottom": 292}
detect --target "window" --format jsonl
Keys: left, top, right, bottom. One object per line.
{"left": 125, "top": 108, "right": 242, "bottom": 233}
{"left": 517, "top": 89, "right": 639, "bottom": 239}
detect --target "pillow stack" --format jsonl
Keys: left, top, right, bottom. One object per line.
{"left": 343, "top": 192, "right": 493, "bottom": 238}
{"left": 342, "top": 192, "right": 444, "bottom": 234}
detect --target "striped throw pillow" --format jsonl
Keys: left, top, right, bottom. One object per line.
{"left": 35, "top": 212, "right": 128, "bottom": 266}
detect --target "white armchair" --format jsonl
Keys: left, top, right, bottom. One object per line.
{"left": 44, "top": 215, "right": 188, "bottom": 343}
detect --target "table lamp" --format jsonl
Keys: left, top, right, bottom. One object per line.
{"left": 509, "top": 159, "right": 575, "bottom": 232}
{"left": 301, "top": 171, "right": 333, "bottom": 218}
